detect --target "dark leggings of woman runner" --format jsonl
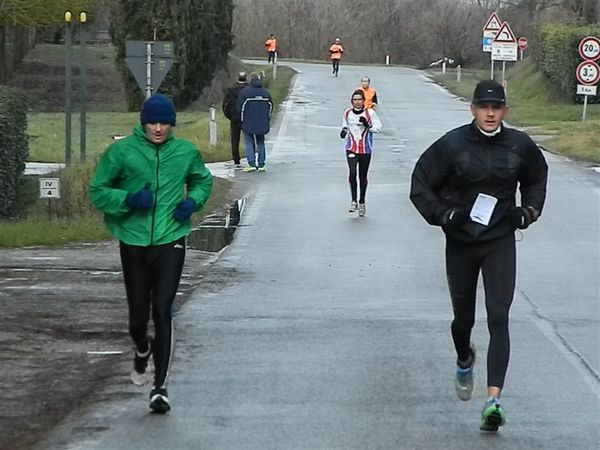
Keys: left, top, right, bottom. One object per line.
{"left": 445, "top": 233, "right": 516, "bottom": 389}
{"left": 120, "top": 237, "right": 186, "bottom": 388}
{"left": 347, "top": 152, "right": 371, "bottom": 203}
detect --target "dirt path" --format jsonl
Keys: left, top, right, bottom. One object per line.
{"left": 0, "top": 243, "right": 218, "bottom": 450}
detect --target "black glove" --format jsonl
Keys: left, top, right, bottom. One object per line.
{"left": 173, "top": 198, "right": 196, "bottom": 222}
{"left": 126, "top": 183, "right": 153, "bottom": 210}
{"left": 442, "top": 208, "right": 470, "bottom": 228}
{"left": 508, "top": 206, "right": 535, "bottom": 230}
{"left": 359, "top": 116, "right": 370, "bottom": 128}
{"left": 340, "top": 127, "right": 348, "bottom": 139}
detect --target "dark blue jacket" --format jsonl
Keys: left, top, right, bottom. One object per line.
{"left": 236, "top": 79, "right": 273, "bottom": 135}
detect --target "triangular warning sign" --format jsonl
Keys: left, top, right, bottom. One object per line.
{"left": 483, "top": 12, "right": 502, "bottom": 31}
{"left": 493, "top": 22, "right": 517, "bottom": 43}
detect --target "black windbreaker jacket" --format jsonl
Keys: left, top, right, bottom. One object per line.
{"left": 410, "top": 121, "right": 548, "bottom": 243}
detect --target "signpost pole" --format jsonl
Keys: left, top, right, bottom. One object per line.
{"left": 145, "top": 42, "right": 153, "bottom": 99}
{"left": 490, "top": 57, "right": 494, "bottom": 80}
{"left": 79, "top": 12, "right": 87, "bottom": 164}
{"left": 502, "top": 61, "right": 506, "bottom": 84}
{"left": 64, "top": 12, "right": 73, "bottom": 167}
{"left": 582, "top": 94, "right": 588, "bottom": 121}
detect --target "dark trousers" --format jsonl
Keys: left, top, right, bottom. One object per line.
{"left": 445, "top": 233, "right": 516, "bottom": 389}
{"left": 120, "top": 237, "right": 186, "bottom": 388}
{"left": 347, "top": 152, "right": 371, "bottom": 203}
{"left": 332, "top": 59, "right": 340, "bottom": 75}
{"left": 230, "top": 120, "right": 242, "bottom": 164}
{"left": 268, "top": 51, "right": 276, "bottom": 63}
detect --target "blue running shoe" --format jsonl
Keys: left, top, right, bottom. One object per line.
{"left": 455, "top": 346, "right": 476, "bottom": 401}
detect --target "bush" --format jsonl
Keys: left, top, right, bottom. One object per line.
{"left": 0, "top": 87, "right": 29, "bottom": 218}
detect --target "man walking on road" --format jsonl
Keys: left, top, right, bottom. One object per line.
{"left": 329, "top": 37, "right": 344, "bottom": 77}
{"left": 409, "top": 80, "right": 548, "bottom": 432}
{"left": 237, "top": 72, "right": 273, "bottom": 172}
{"left": 222, "top": 72, "right": 248, "bottom": 169}
{"left": 89, "top": 94, "right": 213, "bottom": 414}
{"left": 340, "top": 89, "right": 383, "bottom": 217}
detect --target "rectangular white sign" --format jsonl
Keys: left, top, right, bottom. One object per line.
{"left": 482, "top": 31, "right": 498, "bottom": 52}
{"left": 39, "top": 178, "right": 61, "bottom": 198}
{"left": 577, "top": 84, "right": 597, "bottom": 96}
{"left": 492, "top": 42, "right": 518, "bottom": 61}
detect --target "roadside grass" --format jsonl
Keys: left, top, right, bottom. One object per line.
{"left": 430, "top": 58, "right": 600, "bottom": 163}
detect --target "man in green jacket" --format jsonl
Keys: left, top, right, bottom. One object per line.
{"left": 89, "top": 94, "right": 213, "bottom": 414}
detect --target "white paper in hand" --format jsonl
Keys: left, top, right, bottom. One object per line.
{"left": 470, "top": 193, "right": 498, "bottom": 226}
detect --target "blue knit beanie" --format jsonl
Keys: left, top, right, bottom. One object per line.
{"left": 140, "top": 94, "right": 176, "bottom": 126}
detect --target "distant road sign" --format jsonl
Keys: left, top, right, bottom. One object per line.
{"left": 125, "top": 41, "right": 174, "bottom": 96}
{"left": 493, "top": 22, "right": 517, "bottom": 43}
{"left": 577, "top": 84, "right": 597, "bottom": 96}
{"left": 40, "top": 178, "right": 60, "bottom": 198}
{"left": 576, "top": 60, "right": 600, "bottom": 85}
{"left": 578, "top": 36, "right": 600, "bottom": 61}
{"left": 483, "top": 12, "right": 502, "bottom": 31}
{"left": 482, "top": 12, "right": 502, "bottom": 52}
{"left": 518, "top": 37, "right": 528, "bottom": 50}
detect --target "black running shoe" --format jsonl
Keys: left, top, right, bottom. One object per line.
{"left": 149, "top": 386, "right": 171, "bottom": 414}
{"left": 130, "top": 337, "right": 152, "bottom": 386}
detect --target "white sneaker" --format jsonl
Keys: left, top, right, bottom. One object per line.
{"left": 358, "top": 203, "right": 366, "bottom": 217}
{"left": 349, "top": 201, "right": 358, "bottom": 212}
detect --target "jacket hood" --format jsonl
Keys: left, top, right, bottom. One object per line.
{"left": 250, "top": 78, "right": 263, "bottom": 88}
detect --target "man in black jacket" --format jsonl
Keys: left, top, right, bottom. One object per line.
{"left": 410, "top": 79, "right": 548, "bottom": 433}
{"left": 222, "top": 72, "right": 248, "bottom": 168}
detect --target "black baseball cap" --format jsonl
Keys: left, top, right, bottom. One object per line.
{"left": 472, "top": 79, "right": 506, "bottom": 105}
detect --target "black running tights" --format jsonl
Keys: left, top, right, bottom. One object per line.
{"left": 120, "top": 238, "right": 186, "bottom": 388}
{"left": 445, "top": 233, "right": 516, "bottom": 389}
{"left": 347, "top": 152, "right": 371, "bottom": 203}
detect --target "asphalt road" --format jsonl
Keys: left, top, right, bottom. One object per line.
{"left": 36, "top": 63, "right": 599, "bottom": 449}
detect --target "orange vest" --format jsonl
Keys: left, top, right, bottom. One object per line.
{"left": 359, "top": 86, "right": 377, "bottom": 108}
{"left": 329, "top": 43, "right": 344, "bottom": 60}
{"left": 265, "top": 38, "right": 277, "bottom": 52}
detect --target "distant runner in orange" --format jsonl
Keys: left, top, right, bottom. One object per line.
{"left": 265, "top": 34, "right": 277, "bottom": 64}
{"left": 329, "top": 37, "right": 344, "bottom": 77}
{"left": 357, "top": 76, "right": 378, "bottom": 109}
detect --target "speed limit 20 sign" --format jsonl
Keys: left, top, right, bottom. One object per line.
{"left": 578, "top": 36, "right": 600, "bottom": 61}
{"left": 576, "top": 60, "right": 600, "bottom": 85}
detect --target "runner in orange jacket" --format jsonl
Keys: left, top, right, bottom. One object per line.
{"left": 265, "top": 34, "right": 277, "bottom": 64}
{"left": 329, "top": 37, "right": 344, "bottom": 77}
{"left": 357, "top": 76, "right": 378, "bottom": 109}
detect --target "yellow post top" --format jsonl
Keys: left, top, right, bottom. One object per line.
{"left": 79, "top": 12, "right": 87, "bottom": 23}
{"left": 65, "top": 11, "right": 72, "bottom": 22}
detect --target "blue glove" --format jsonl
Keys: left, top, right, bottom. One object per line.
{"left": 173, "top": 198, "right": 196, "bottom": 222}
{"left": 126, "top": 183, "right": 153, "bottom": 210}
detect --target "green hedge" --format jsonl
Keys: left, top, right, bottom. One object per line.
{"left": 533, "top": 23, "right": 600, "bottom": 103}
{"left": 0, "top": 87, "right": 29, "bottom": 218}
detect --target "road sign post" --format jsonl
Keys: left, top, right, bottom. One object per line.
{"left": 492, "top": 22, "right": 518, "bottom": 85}
{"left": 40, "top": 178, "right": 61, "bottom": 222}
{"left": 518, "top": 37, "right": 528, "bottom": 61}
{"left": 576, "top": 37, "right": 600, "bottom": 121}
{"left": 482, "top": 12, "right": 502, "bottom": 79}
{"left": 125, "top": 41, "right": 174, "bottom": 97}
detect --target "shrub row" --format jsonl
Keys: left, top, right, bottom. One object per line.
{"left": 533, "top": 23, "right": 600, "bottom": 103}
{"left": 0, "top": 87, "right": 29, "bottom": 218}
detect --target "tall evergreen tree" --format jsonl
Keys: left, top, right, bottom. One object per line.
{"left": 112, "top": 0, "right": 233, "bottom": 109}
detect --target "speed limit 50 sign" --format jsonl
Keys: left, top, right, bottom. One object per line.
{"left": 576, "top": 60, "right": 600, "bottom": 85}
{"left": 578, "top": 36, "right": 600, "bottom": 61}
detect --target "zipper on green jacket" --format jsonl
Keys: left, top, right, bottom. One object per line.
{"left": 150, "top": 145, "right": 160, "bottom": 245}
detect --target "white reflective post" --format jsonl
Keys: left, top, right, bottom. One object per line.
{"left": 209, "top": 106, "right": 217, "bottom": 145}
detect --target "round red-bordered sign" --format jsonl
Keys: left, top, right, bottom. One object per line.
{"left": 578, "top": 36, "right": 600, "bottom": 61}
{"left": 518, "top": 37, "right": 528, "bottom": 50}
{"left": 576, "top": 60, "right": 600, "bottom": 85}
